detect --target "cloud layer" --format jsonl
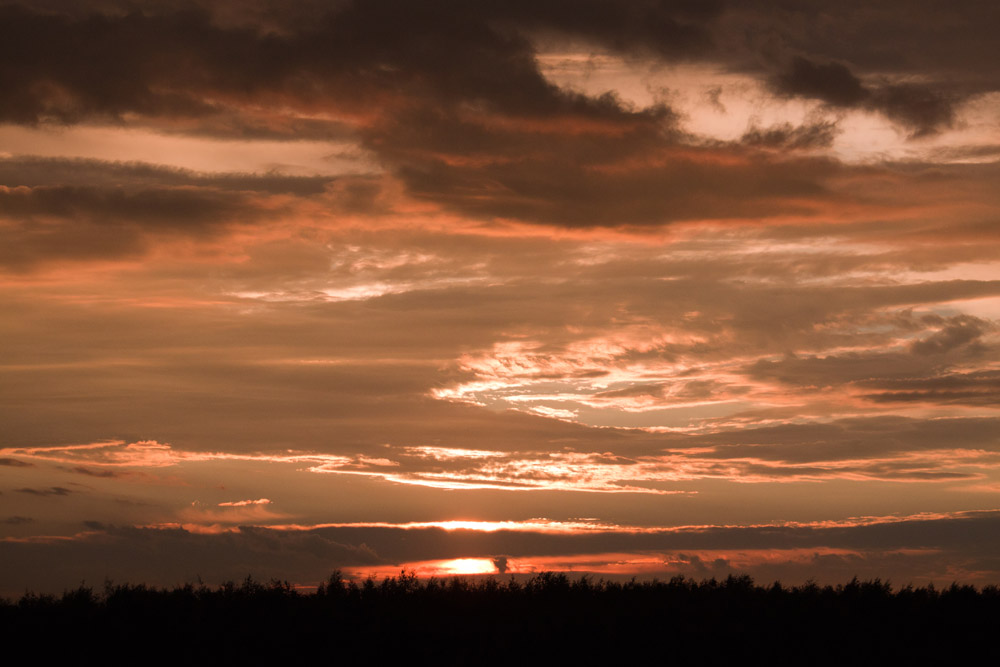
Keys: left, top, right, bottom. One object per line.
{"left": 1, "top": 0, "right": 998, "bottom": 592}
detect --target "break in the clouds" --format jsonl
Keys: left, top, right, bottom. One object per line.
{"left": 1, "top": 0, "right": 999, "bottom": 593}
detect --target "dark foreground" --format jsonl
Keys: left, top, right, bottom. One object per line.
{"left": 4, "top": 572, "right": 999, "bottom": 665}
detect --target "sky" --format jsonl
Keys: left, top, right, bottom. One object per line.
{"left": 2, "top": 0, "right": 999, "bottom": 595}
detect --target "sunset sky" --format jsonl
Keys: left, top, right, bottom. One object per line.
{"left": 2, "top": 0, "right": 1000, "bottom": 595}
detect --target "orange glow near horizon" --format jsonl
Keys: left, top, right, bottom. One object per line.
{"left": 345, "top": 547, "right": 912, "bottom": 582}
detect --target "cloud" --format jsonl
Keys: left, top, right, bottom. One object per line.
{"left": 3, "top": 516, "right": 33, "bottom": 524}
{"left": 0, "top": 1, "right": 994, "bottom": 154}
{"left": 15, "top": 486, "right": 74, "bottom": 497}
{"left": 1, "top": 2, "right": 993, "bottom": 230}
{"left": 743, "top": 313, "right": 997, "bottom": 404}
{"left": 10, "top": 417, "right": 998, "bottom": 492}
{"left": 727, "top": 1, "right": 1000, "bottom": 134}
{"left": 491, "top": 556, "right": 509, "bottom": 574}
{"left": 859, "top": 371, "right": 1000, "bottom": 407}
{"left": 218, "top": 498, "right": 272, "bottom": 507}
{"left": 4, "top": 441, "right": 190, "bottom": 468}
{"left": 0, "top": 182, "right": 284, "bottom": 269}
{"left": 0, "top": 523, "right": 384, "bottom": 595}
{"left": 386, "top": 120, "right": 847, "bottom": 226}
{"left": 868, "top": 83, "right": 957, "bottom": 137}
{"left": 6, "top": 511, "right": 1000, "bottom": 594}
{"left": 0, "top": 2, "right": 641, "bottom": 130}
{"left": 740, "top": 121, "right": 840, "bottom": 150}
{"left": 0, "top": 156, "right": 333, "bottom": 195}
{"left": 690, "top": 416, "right": 1000, "bottom": 465}
{"left": 773, "top": 57, "right": 868, "bottom": 107}
{"left": 179, "top": 499, "right": 284, "bottom": 525}
{"left": 69, "top": 466, "right": 125, "bottom": 478}
{"left": 0, "top": 155, "right": 362, "bottom": 270}
{"left": 1, "top": 0, "right": 999, "bottom": 595}
{"left": 771, "top": 56, "right": 957, "bottom": 137}
{"left": 0, "top": 457, "right": 32, "bottom": 467}
{"left": 910, "top": 315, "right": 992, "bottom": 355}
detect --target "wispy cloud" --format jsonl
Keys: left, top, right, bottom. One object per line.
{"left": 15, "top": 486, "right": 73, "bottom": 497}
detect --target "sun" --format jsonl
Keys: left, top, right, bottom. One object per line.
{"left": 436, "top": 558, "right": 499, "bottom": 575}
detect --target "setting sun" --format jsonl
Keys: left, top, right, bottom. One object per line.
{"left": 436, "top": 559, "right": 501, "bottom": 576}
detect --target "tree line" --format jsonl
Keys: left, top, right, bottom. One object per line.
{"left": 3, "top": 572, "right": 999, "bottom": 664}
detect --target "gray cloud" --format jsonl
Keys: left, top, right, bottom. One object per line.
{"left": 773, "top": 57, "right": 867, "bottom": 107}
{"left": 0, "top": 185, "right": 253, "bottom": 228}
{"left": 860, "top": 371, "right": 1000, "bottom": 407}
{"left": 0, "top": 457, "right": 32, "bottom": 467}
{"left": 0, "top": 523, "right": 383, "bottom": 596}
{"left": 387, "top": 118, "right": 843, "bottom": 226}
{"left": 910, "top": 315, "right": 992, "bottom": 356}
{"left": 740, "top": 120, "right": 839, "bottom": 150}
{"left": 15, "top": 486, "right": 74, "bottom": 497}
{"left": 868, "top": 83, "right": 957, "bottom": 138}
{"left": 726, "top": 1, "right": 999, "bottom": 135}
{"left": 688, "top": 416, "right": 1000, "bottom": 464}
{"left": 771, "top": 57, "right": 956, "bottom": 137}
{"left": 744, "top": 313, "right": 996, "bottom": 403}
{"left": 0, "top": 183, "right": 277, "bottom": 270}
{"left": 3, "top": 516, "right": 33, "bottom": 524}
{"left": 491, "top": 556, "right": 509, "bottom": 574}
{"left": 70, "top": 466, "right": 124, "bottom": 479}
{"left": 0, "top": 1, "right": 993, "bottom": 227}
{"left": 0, "top": 156, "right": 333, "bottom": 195}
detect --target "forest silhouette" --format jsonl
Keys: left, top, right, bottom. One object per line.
{"left": 4, "top": 571, "right": 999, "bottom": 664}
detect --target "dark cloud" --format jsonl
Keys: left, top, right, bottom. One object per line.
{"left": 773, "top": 57, "right": 867, "bottom": 106}
{"left": 492, "top": 0, "right": 724, "bottom": 56}
{"left": 0, "top": 457, "right": 32, "bottom": 467}
{"left": 0, "top": 523, "right": 384, "bottom": 595}
{"left": 727, "top": 1, "right": 1000, "bottom": 120}
{"left": 0, "top": 1, "right": 993, "bottom": 227}
{"left": 744, "top": 313, "right": 996, "bottom": 400}
{"left": 5, "top": 512, "right": 1000, "bottom": 594}
{"left": 740, "top": 120, "right": 839, "bottom": 150}
{"left": 0, "top": 156, "right": 333, "bottom": 195}
{"left": 0, "top": 1, "right": 993, "bottom": 142}
{"left": 15, "top": 486, "right": 73, "bottom": 496}
{"left": 385, "top": 112, "right": 845, "bottom": 226}
{"left": 0, "top": 1, "right": 675, "bottom": 128}
{"left": 0, "top": 156, "right": 384, "bottom": 270}
{"left": 0, "top": 185, "right": 253, "bottom": 227}
{"left": 688, "top": 416, "right": 1000, "bottom": 464}
{"left": 771, "top": 56, "right": 957, "bottom": 137}
{"left": 0, "top": 182, "right": 278, "bottom": 269}
{"left": 3, "top": 516, "right": 34, "bottom": 524}
{"left": 860, "top": 371, "right": 1000, "bottom": 407}
{"left": 868, "top": 83, "right": 957, "bottom": 138}
{"left": 491, "top": 555, "right": 509, "bottom": 574}
{"left": 748, "top": 351, "right": 927, "bottom": 389}
{"left": 0, "top": 1, "right": 713, "bottom": 229}
{"left": 910, "top": 315, "right": 992, "bottom": 356}
{"left": 70, "top": 466, "right": 123, "bottom": 479}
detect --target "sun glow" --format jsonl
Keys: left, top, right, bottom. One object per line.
{"left": 437, "top": 558, "right": 499, "bottom": 575}
{"left": 350, "top": 558, "right": 504, "bottom": 580}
